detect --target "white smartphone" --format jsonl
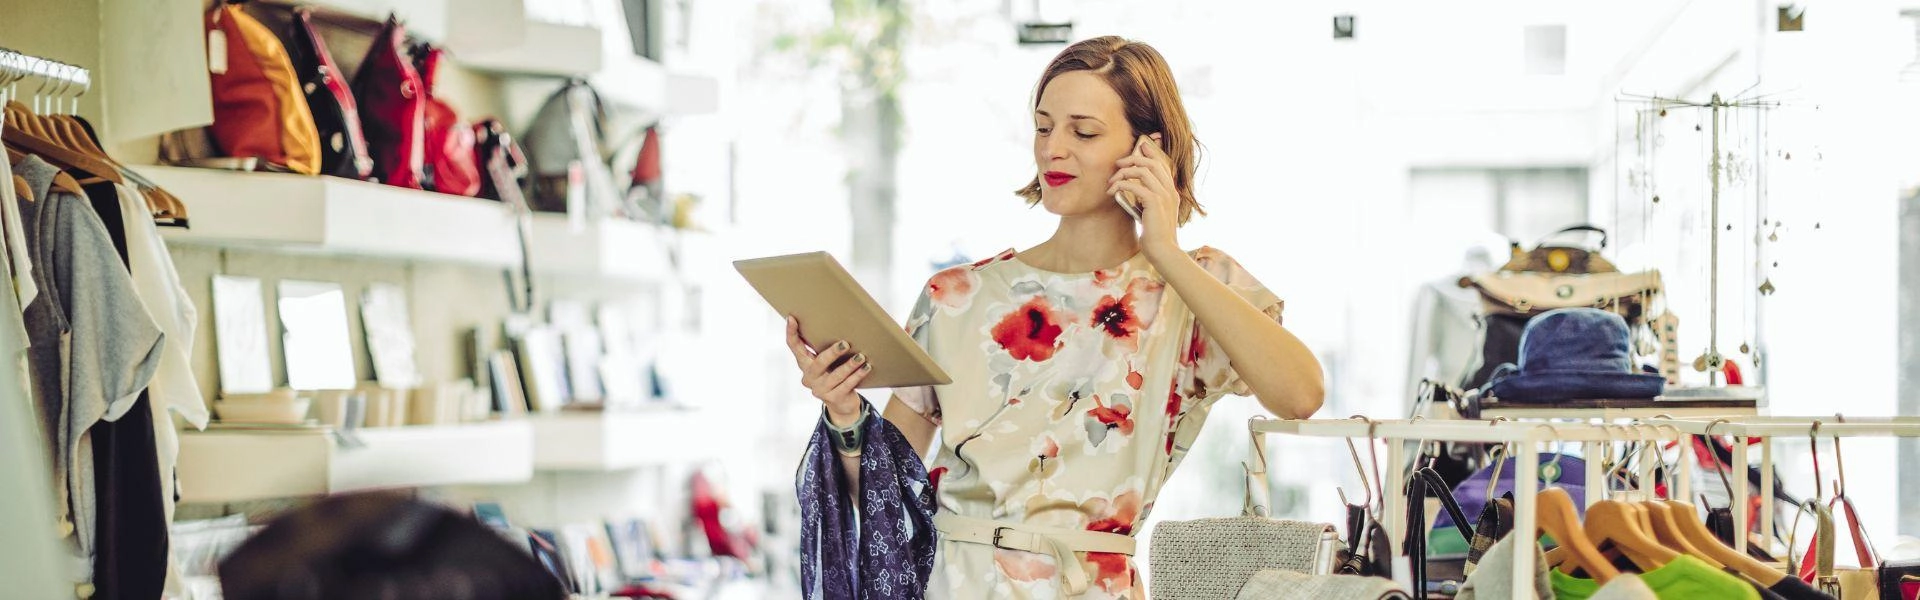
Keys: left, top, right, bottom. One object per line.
{"left": 1115, "top": 192, "right": 1141, "bottom": 220}
{"left": 1114, "top": 134, "right": 1156, "bottom": 221}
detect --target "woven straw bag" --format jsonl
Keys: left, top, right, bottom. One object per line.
{"left": 1149, "top": 421, "right": 1342, "bottom": 599}
{"left": 1233, "top": 569, "right": 1413, "bottom": 600}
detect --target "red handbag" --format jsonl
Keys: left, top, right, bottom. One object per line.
{"left": 413, "top": 45, "right": 480, "bottom": 196}
{"left": 351, "top": 14, "right": 425, "bottom": 189}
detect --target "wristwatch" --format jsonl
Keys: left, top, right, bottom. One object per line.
{"left": 823, "top": 406, "right": 868, "bottom": 457}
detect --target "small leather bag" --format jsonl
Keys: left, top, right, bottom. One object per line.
{"left": 1463, "top": 492, "right": 1514, "bottom": 575}
{"left": 522, "top": 79, "right": 618, "bottom": 214}
{"left": 285, "top": 7, "right": 372, "bottom": 179}
{"left": 351, "top": 14, "right": 426, "bottom": 189}
{"left": 473, "top": 118, "right": 529, "bottom": 208}
{"left": 1797, "top": 435, "right": 1882, "bottom": 600}
{"left": 205, "top": 3, "right": 321, "bottom": 174}
{"left": 1881, "top": 560, "right": 1920, "bottom": 600}
{"left": 413, "top": 44, "right": 479, "bottom": 196}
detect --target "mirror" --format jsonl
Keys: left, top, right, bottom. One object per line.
{"left": 515, "top": 326, "right": 568, "bottom": 412}
{"left": 360, "top": 283, "right": 420, "bottom": 388}
{"left": 551, "top": 300, "right": 603, "bottom": 404}
{"left": 212, "top": 275, "right": 274, "bottom": 395}
{"left": 278, "top": 280, "right": 356, "bottom": 391}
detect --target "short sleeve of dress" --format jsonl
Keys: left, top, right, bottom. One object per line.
{"left": 1177, "top": 247, "right": 1284, "bottom": 405}
{"left": 891, "top": 284, "right": 942, "bottom": 426}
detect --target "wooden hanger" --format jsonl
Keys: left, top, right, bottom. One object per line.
{"left": 1538, "top": 487, "right": 1619, "bottom": 584}
{"left": 3, "top": 101, "right": 122, "bottom": 185}
{"left": 1584, "top": 499, "right": 1679, "bottom": 571}
{"left": 13, "top": 175, "right": 32, "bottom": 203}
{"left": 1663, "top": 499, "right": 1783, "bottom": 584}
{"left": 1644, "top": 501, "right": 1723, "bottom": 568}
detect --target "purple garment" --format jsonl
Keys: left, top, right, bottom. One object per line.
{"left": 797, "top": 401, "right": 936, "bottom": 599}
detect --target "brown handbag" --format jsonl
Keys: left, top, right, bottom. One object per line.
{"left": 1463, "top": 269, "right": 1663, "bottom": 319}
{"left": 351, "top": 14, "right": 426, "bottom": 189}
{"left": 205, "top": 3, "right": 321, "bottom": 175}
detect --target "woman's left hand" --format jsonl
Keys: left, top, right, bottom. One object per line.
{"left": 1108, "top": 133, "right": 1179, "bottom": 255}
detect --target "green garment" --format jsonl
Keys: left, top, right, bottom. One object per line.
{"left": 1549, "top": 555, "right": 1761, "bottom": 600}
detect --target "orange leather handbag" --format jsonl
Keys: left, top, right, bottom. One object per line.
{"left": 205, "top": 3, "right": 321, "bottom": 175}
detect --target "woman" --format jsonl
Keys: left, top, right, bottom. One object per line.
{"left": 790, "top": 36, "right": 1325, "bottom": 599}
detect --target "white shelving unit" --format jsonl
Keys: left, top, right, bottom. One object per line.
{"left": 527, "top": 213, "right": 676, "bottom": 284}
{"left": 144, "top": 166, "right": 520, "bottom": 267}
{"left": 529, "top": 409, "right": 715, "bottom": 471}
{"left": 454, "top": 20, "right": 604, "bottom": 77}
{"left": 297, "top": 0, "right": 450, "bottom": 40}
{"left": 176, "top": 421, "right": 534, "bottom": 503}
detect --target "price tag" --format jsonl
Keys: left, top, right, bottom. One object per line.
{"left": 208, "top": 29, "right": 228, "bottom": 75}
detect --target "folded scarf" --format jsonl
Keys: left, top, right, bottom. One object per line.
{"left": 797, "top": 401, "right": 936, "bottom": 599}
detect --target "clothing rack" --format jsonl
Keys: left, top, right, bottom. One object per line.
{"left": 0, "top": 48, "right": 92, "bottom": 93}
{"left": 1643, "top": 416, "right": 1920, "bottom": 554}
{"left": 0, "top": 48, "right": 185, "bottom": 225}
{"left": 1248, "top": 418, "right": 1692, "bottom": 595}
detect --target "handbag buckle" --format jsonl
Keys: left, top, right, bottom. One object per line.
{"left": 992, "top": 526, "right": 1014, "bottom": 550}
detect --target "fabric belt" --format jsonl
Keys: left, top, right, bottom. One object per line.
{"left": 933, "top": 513, "right": 1137, "bottom": 595}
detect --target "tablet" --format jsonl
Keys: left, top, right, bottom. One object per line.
{"left": 734, "top": 252, "right": 952, "bottom": 389}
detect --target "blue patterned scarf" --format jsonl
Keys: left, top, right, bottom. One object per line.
{"left": 797, "top": 402, "right": 936, "bottom": 599}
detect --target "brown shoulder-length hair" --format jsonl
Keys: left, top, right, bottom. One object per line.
{"left": 1017, "top": 36, "right": 1204, "bottom": 225}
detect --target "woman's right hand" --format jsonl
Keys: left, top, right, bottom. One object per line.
{"left": 786, "top": 315, "right": 872, "bottom": 427}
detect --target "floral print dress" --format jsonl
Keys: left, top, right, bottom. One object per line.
{"left": 894, "top": 246, "right": 1284, "bottom": 599}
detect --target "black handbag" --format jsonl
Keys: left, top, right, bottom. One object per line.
{"left": 473, "top": 118, "right": 529, "bottom": 208}
{"left": 1882, "top": 558, "right": 1920, "bottom": 600}
{"left": 286, "top": 7, "right": 373, "bottom": 179}
{"left": 1337, "top": 502, "right": 1393, "bottom": 579}
{"left": 1405, "top": 467, "right": 1475, "bottom": 595}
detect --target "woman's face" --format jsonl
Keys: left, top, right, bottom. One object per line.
{"left": 1033, "top": 71, "right": 1136, "bottom": 218}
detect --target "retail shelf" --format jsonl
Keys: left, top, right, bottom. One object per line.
{"left": 591, "top": 54, "right": 669, "bottom": 114}
{"left": 145, "top": 166, "right": 520, "bottom": 267}
{"left": 176, "top": 421, "right": 534, "bottom": 504}
{"left": 454, "top": 20, "right": 604, "bottom": 77}
{"left": 528, "top": 213, "right": 676, "bottom": 283}
{"left": 529, "top": 408, "right": 715, "bottom": 471}
{"left": 278, "top": 0, "right": 450, "bottom": 40}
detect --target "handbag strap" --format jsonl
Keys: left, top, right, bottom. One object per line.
{"left": 1244, "top": 423, "right": 1272, "bottom": 517}
{"left": 1403, "top": 467, "right": 1475, "bottom": 594}
{"left": 1536, "top": 224, "right": 1609, "bottom": 250}
{"left": 1830, "top": 494, "right": 1880, "bottom": 569}
{"left": 1797, "top": 500, "right": 1837, "bottom": 590}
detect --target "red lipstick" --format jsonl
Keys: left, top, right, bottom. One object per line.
{"left": 1044, "top": 171, "right": 1075, "bottom": 187}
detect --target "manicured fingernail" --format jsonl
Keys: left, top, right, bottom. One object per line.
{"left": 861, "top": 363, "right": 872, "bottom": 371}
{"left": 836, "top": 341, "right": 848, "bottom": 351}
{"left": 854, "top": 353, "right": 867, "bottom": 363}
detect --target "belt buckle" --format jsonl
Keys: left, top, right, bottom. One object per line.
{"left": 991, "top": 526, "right": 1013, "bottom": 550}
